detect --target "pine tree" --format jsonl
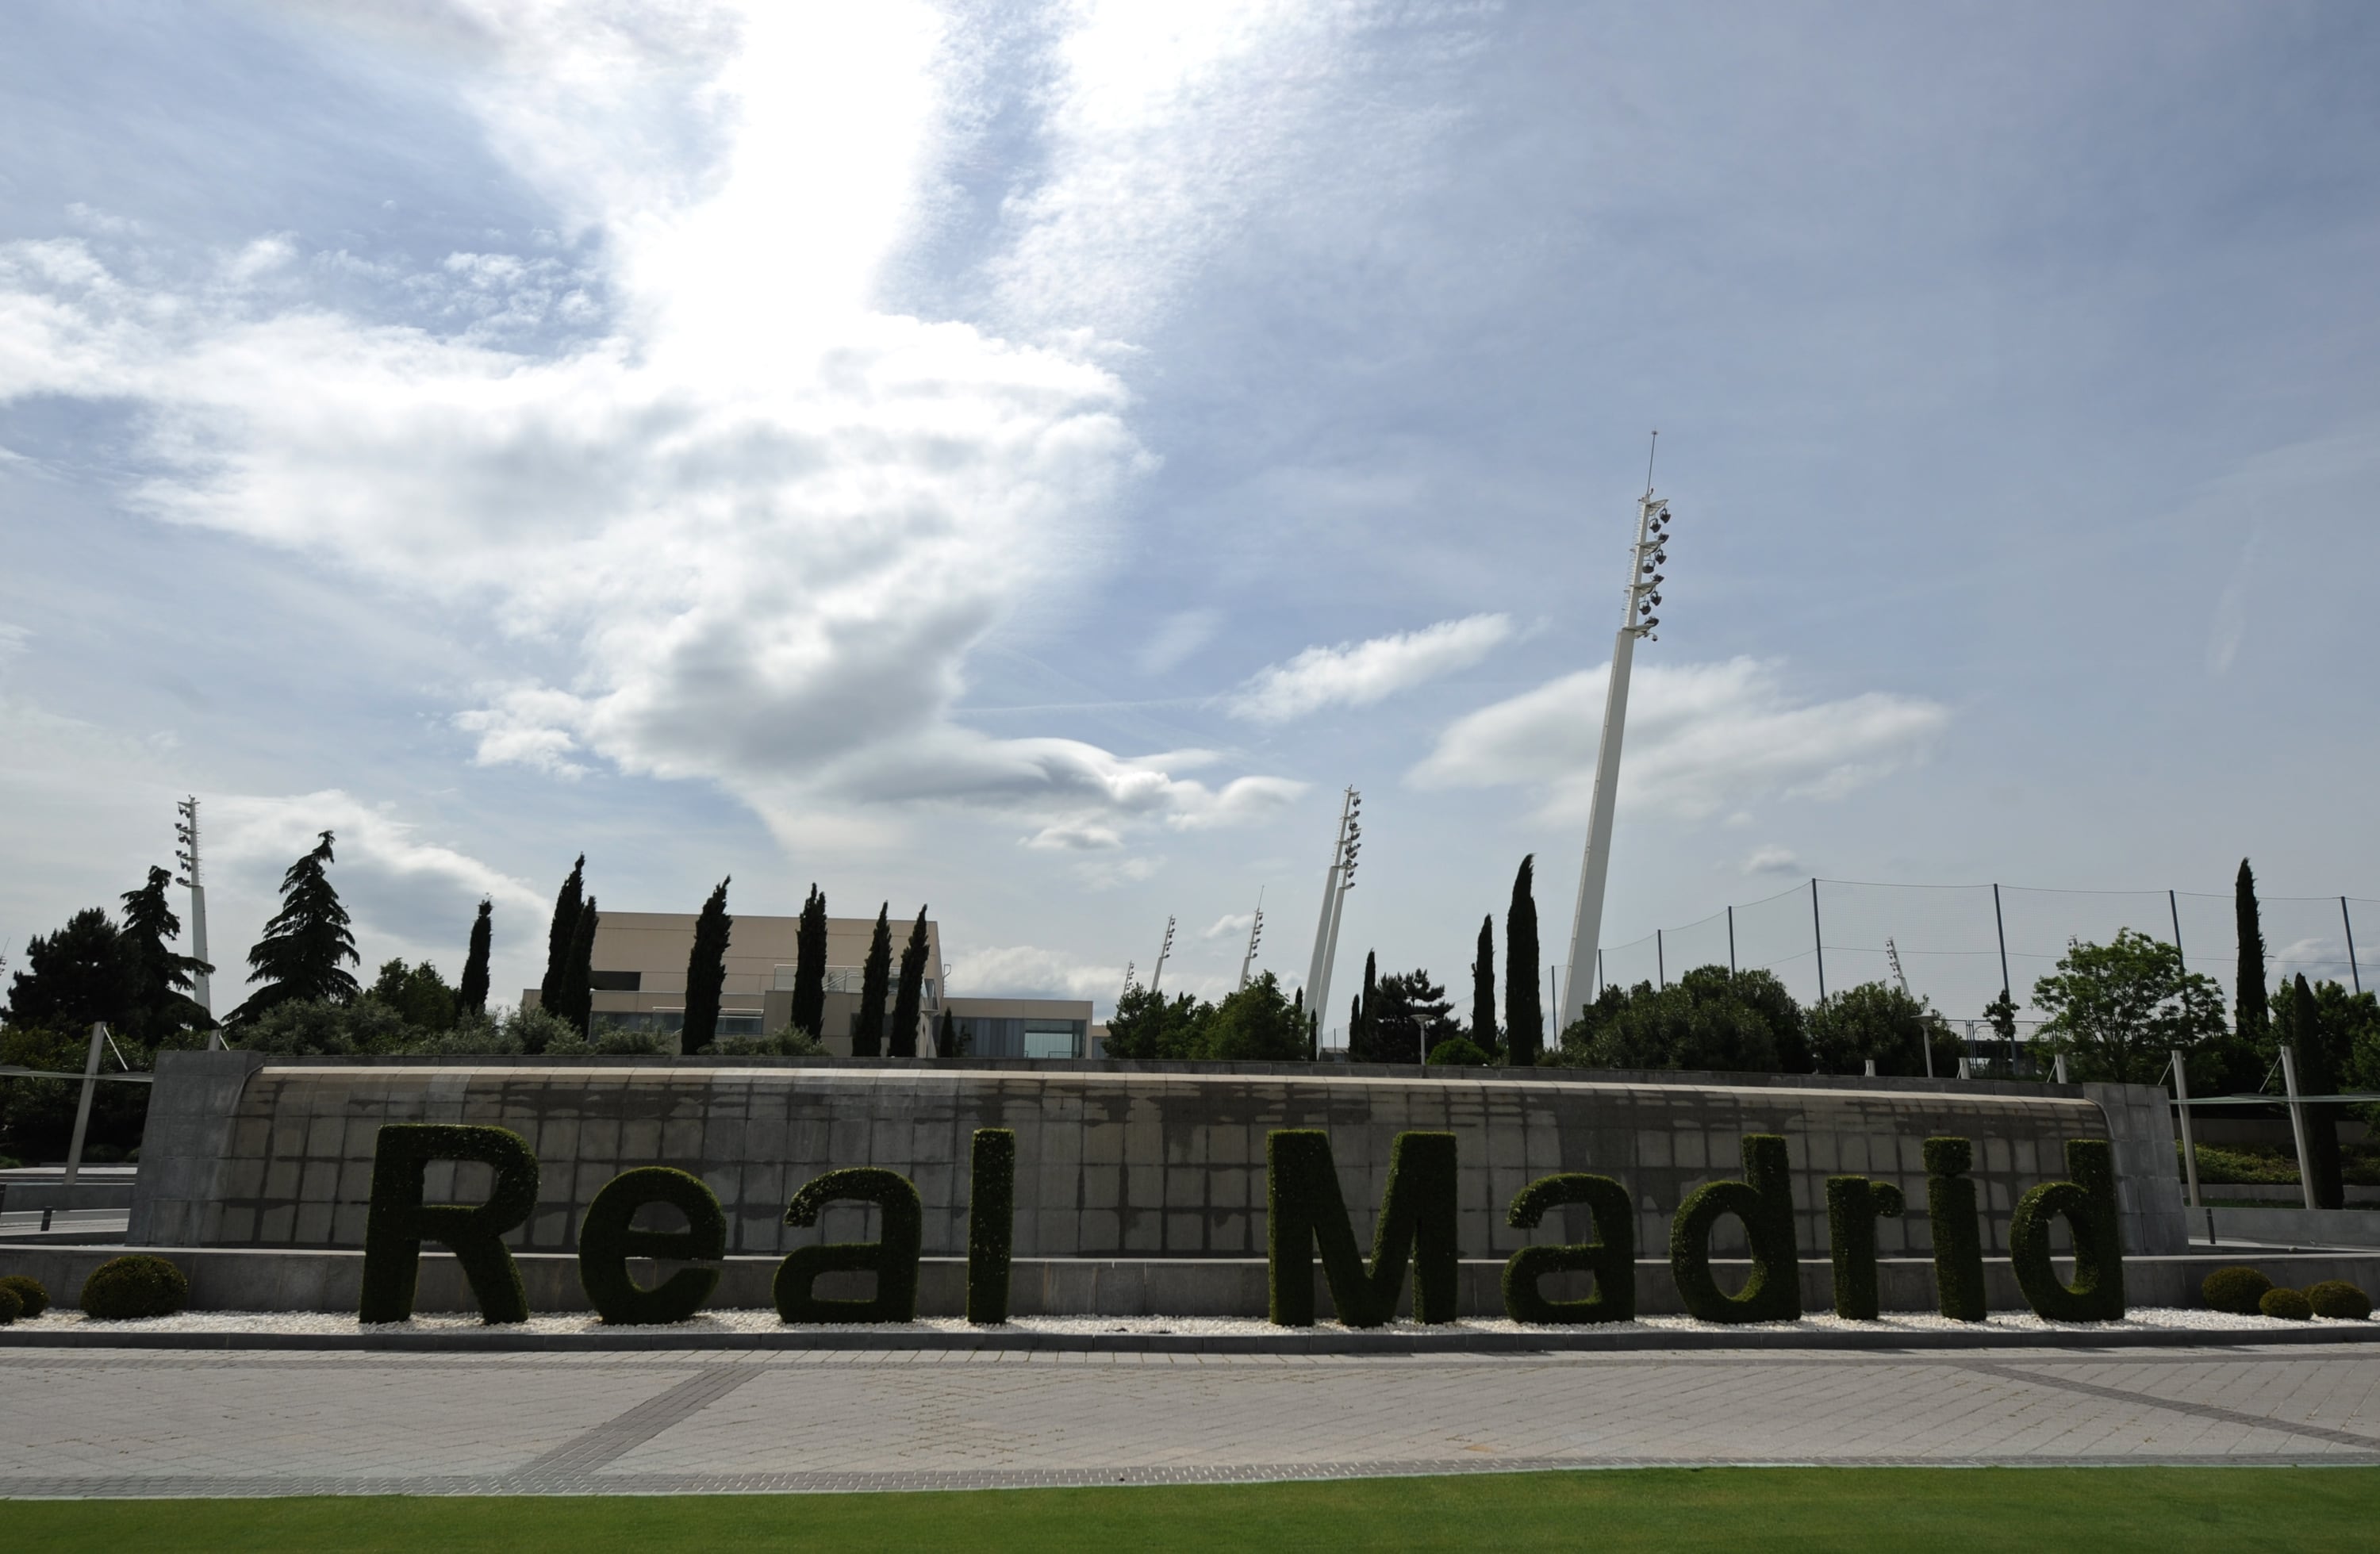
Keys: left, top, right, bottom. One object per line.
{"left": 118, "top": 865, "right": 211, "bottom": 1042}
{"left": 2235, "top": 858, "right": 2269, "bottom": 1045}
{"left": 1507, "top": 854, "right": 1543, "bottom": 1064}
{"left": 854, "top": 903, "right": 892, "bottom": 1057}
{"left": 889, "top": 906, "right": 928, "bottom": 1057}
{"left": 1470, "top": 912, "right": 1498, "bottom": 1056}
{"left": 681, "top": 877, "right": 732, "bottom": 1052}
{"left": 555, "top": 896, "right": 599, "bottom": 1034}
{"left": 6, "top": 907, "right": 129, "bottom": 1034}
{"left": 234, "top": 831, "right": 359, "bottom": 1022}
{"left": 539, "top": 855, "right": 585, "bottom": 1016}
{"left": 792, "top": 884, "right": 827, "bottom": 1038}
{"left": 458, "top": 899, "right": 493, "bottom": 1018}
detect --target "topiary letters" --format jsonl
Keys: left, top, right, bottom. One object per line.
{"left": 965, "top": 1128, "right": 1016, "bottom": 1326}
{"left": 1923, "top": 1137, "right": 1987, "bottom": 1322}
{"left": 775, "top": 1167, "right": 923, "bottom": 1324}
{"left": 1669, "top": 1134, "right": 1800, "bottom": 1324}
{"left": 577, "top": 1166, "right": 727, "bottom": 1326}
{"left": 2008, "top": 1138, "right": 2125, "bottom": 1322}
{"left": 1825, "top": 1176, "right": 1905, "bottom": 1321}
{"left": 359, "top": 1123, "right": 539, "bottom": 1325}
{"left": 1267, "top": 1130, "right": 1457, "bottom": 1328}
{"left": 1502, "top": 1173, "right": 1636, "bottom": 1325}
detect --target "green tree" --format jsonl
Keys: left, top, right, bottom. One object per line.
{"left": 1468, "top": 914, "right": 1499, "bottom": 1057}
{"left": 854, "top": 903, "right": 892, "bottom": 1057}
{"left": 539, "top": 854, "right": 585, "bottom": 1018}
{"left": 937, "top": 1006, "right": 959, "bottom": 1057}
{"left": 1199, "top": 971, "right": 1307, "bottom": 1061}
{"left": 233, "top": 831, "right": 359, "bottom": 1023}
{"left": 117, "top": 866, "right": 211, "bottom": 1043}
{"left": 889, "top": 906, "right": 928, "bottom": 1057}
{"left": 365, "top": 958, "right": 456, "bottom": 1032}
{"left": 2274, "top": 972, "right": 2347, "bottom": 1209}
{"left": 1427, "top": 1036, "right": 1492, "bottom": 1067}
{"left": 457, "top": 899, "right": 493, "bottom": 1019}
{"left": 1365, "top": 967, "right": 1458, "bottom": 1065}
{"left": 1556, "top": 965, "right": 1786, "bottom": 1074}
{"left": 1102, "top": 983, "right": 1210, "bottom": 1059}
{"left": 548, "top": 896, "right": 599, "bottom": 1035}
{"left": 1506, "top": 855, "right": 1543, "bottom": 1063}
{"left": 6, "top": 907, "right": 129, "bottom": 1035}
{"left": 2235, "top": 858, "right": 2269, "bottom": 1045}
{"left": 792, "top": 884, "right": 827, "bottom": 1039}
{"left": 1345, "top": 951, "right": 1384, "bottom": 1061}
{"left": 1806, "top": 981, "right": 1953, "bottom": 1076}
{"left": 2030, "top": 930, "right": 2224, "bottom": 1086}
{"left": 681, "top": 877, "right": 732, "bottom": 1053}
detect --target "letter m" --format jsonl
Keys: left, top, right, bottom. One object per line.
{"left": 1266, "top": 1129, "right": 1457, "bottom": 1328}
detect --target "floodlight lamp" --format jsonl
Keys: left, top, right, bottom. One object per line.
{"left": 1649, "top": 592, "right": 1661, "bottom": 605}
{"left": 1643, "top": 616, "right": 1658, "bottom": 629}
{"left": 1653, "top": 550, "right": 1666, "bottom": 563}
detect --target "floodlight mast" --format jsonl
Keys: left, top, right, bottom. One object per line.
{"left": 1148, "top": 916, "right": 1177, "bottom": 997}
{"left": 1236, "top": 889, "right": 1265, "bottom": 992}
{"left": 174, "top": 796, "right": 217, "bottom": 1049}
{"left": 1557, "top": 438, "right": 1672, "bottom": 1030}
{"left": 1302, "top": 787, "right": 1361, "bottom": 1051}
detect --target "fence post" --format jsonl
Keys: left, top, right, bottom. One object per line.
{"left": 2278, "top": 1045, "right": 2318, "bottom": 1212}
{"left": 2171, "top": 1048, "right": 2202, "bottom": 1213}
{"left": 1727, "top": 905, "right": 1737, "bottom": 974}
{"left": 1811, "top": 878, "right": 1826, "bottom": 1000}
{"left": 2168, "top": 888, "right": 2184, "bottom": 962}
{"left": 63, "top": 1020, "right": 106, "bottom": 1189}
{"left": 2345, "top": 897, "right": 2362, "bottom": 995}
{"left": 1991, "top": 882, "right": 2010, "bottom": 1004}
{"left": 1656, "top": 929, "right": 1665, "bottom": 989}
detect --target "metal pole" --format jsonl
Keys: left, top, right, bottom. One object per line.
{"left": 1548, "top": 966, "right": 1558, "bottom": 1033}
{"left": 2344, "top": 897, "right": 2361, "bottom": 995}
{"left": 1303, "top": 789, "right": 1354, "bottom": 1037}
{"left": 1656, "top": 929, "right": 1665, "bottom": 990}
{"left": 2167, "top": 888, "right": 2184, "bottom": 962}
{"left": 1991, "top": 883, "right": 2011, "bottom": 1003}
{"left": 177, "top": 796, "right": 218, "bottom": 1049}
{"left": 2171, "top": 1048, "right": 2202, "bottom": 1212}
{"left": 2278, "top": 1044, "right": 2318, "bottom": 1212}
{"left": 1727, "top": 905, "right": 1737, "bottom": 975}
{"left": 63, "top": 1021, "right": 106, "bottom": 1188}
{"left": 1596, "top": 950, "right": 1605, "bottom": 997}
{"left": 1810, "top": 878, "right": 1826, "bottom": 1000}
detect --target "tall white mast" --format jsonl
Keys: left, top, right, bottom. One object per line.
{"left": 1301, "top": 787, "right": 1361, "bottom": 1048}
{"left": 1557, "top": 437, "right": 1672, "bottom": 1029}
{"left": 1236, "top": 889, "right": 1265, "bottom": 992}
{"left": 174, "top": 796, "right": 217, "bottom": 1048}
{"left": 1147, "top": 915, "right": 1177, "bottom": 997}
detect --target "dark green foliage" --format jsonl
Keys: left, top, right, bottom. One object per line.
{"left": 539, "top": 855, "right": 585, "bottom": 1019}
{"left": 1203, "top": 972, "right": 1311, "bottom": 1061}
{"left": 1365, "top": 969, "right": 1459, "bottom": 1065}
{"left": 854, "top": 904, "right": 892, "bottom": 1057}
{"left": 233, "top": 831, "right": 359, "bottom": 1022}
{"left": 2278, "top": 973, "right": 2344, "bottom": 1210}
{"left": 937, "top": 1007, "right": 959, "bottom": 1057}
{"left": 1, "top": 1272, "right": 52, "bottom": 1317}
{"left": 1556, "top": 967, "right": 1805, "bottom": 1076}
{"left": 1101, "top": 983, "right": 1209, "bottom": 1059}
{"left": 78, "top": 1254, "right": 187, "bottom": 1319}
{"left": 1924, "top": 1137, "right": 1987, "bottom": 1322}
{"left": 792, "top": 884, "right": 827, "bottom": 1039}
{"left": 1345, "top": 952, "right": 1384, "bottom": 1061}
{"left": 367, "top": 957, "right": 457, "bottom": 1032}
{"left": 5, "top": 907, "right": 130, "bottom": 1034}
{"left": 681, "top": 877, "right": 733, "bottom": 1053}
{"left": 1806, "top": 982, "right": 1956, "bottom": 1076}
{"left": 115, "top": 866, "right": 212, "bottom": 1042}
{"left": 2010, "top": 1138, "right": 2125, "bottom": 1322}
{"left": 1267, "top": 1129, "right": 1458, "bottom": 1329}
{"left": 1426, "top": 1037, "right": 1491, "bottom": 1068}
{"left": 2201, "top": 1265, "right": 2274, "bottom": 1314}
{"left": 551, "top": 896, "right": 599, "bottom": 1034}
{"left": 1507, "top": 856, "right": 1542, "bottom": 1061}
{"left": 1825, "top": 1176, "right": 1906, "bottom": 1321}
{"left": 1503, "top": 1172, "right": 1634, "bottom": 1324}
{"left": 2236, "top": 858, "right": 2268, "bottom": 1044}
{"left": 2031, "top": 931, "right": 2225, "bottom": 1087}
{"left": 0, "top": 1284, "right": 17, "bottom": 1323}
{"left": 576, "top": 1166, "right": 726, "bottom": 1326}
{"left": 2306, "top": 1280, "right": 2371, "bottom": 1320}
{"left": 1668, "top": 1134, "right": 1800, "bottom": 1324}
{"left": 458, "top": 900, "right": 492, "bottom": 1018}
{"left": 359, "top": 1123, "right": 539, "bottom": 1325}
{"left": 1470, "top": 915, "right": 1498, "bottom": 1056}
{"left": 2259, "top": 1287, "right": 2313, "bottom": 1321}
{"left": 889, "top": 907, "right": 928, "bottom": 1057}
{"left": 775, "top": 1167, "right": 923, "bottom": 1323}
{"left": 966, "top": 1128, "right": 1015, "bottom": 1325}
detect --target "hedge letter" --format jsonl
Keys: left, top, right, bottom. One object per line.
{"left": 1267, "top": 1129, "right": 1457, "bottom": 1328}
{"left": 966, "top": 1128, "right": 1016, "bottom": 1326}
{"left": 1503, "top": 1172, "right": 1636, "bottom": 1325}
{"left": 1924, "top": 1137, "right": 1987, "bottom": 1322}
{"left": 1668, "top": 1134, "right": 1800, "bottom": 1324}
{"left": 776, "top": 1167, "right": 923, "bottom": 1324}
{"left": 2010, "top": 1138, "right": 2125, "bottom": 1322}
{"left": 576, "top": 1166, "right": 727, "bottom": 1326}
{"left": 1825, "top": 1176, "right": 1905, "bottom": 1321}
{"left": 359, "top": 1123, "right": 539, "bottom": 1325}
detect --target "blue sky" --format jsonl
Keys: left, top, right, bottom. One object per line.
{"left": 2, "top": 1, "right": 2375, "bottom": 1033}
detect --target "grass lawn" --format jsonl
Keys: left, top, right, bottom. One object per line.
{"left": 9, "top": 1468, "right": 2378, "bottom": 1550}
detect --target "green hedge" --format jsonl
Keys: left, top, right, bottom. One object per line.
{"left": 775, "top": 1167, "right": 923, "bottom": 1324}
{"left": 79, "top": 1254, "right": 188, "bottom": 1320}
{"left": 1502, "top": 1172, "right": 1634, "bottom": 1324}
{"left": 2009, "top": 1138, "right": 2125, "bottom": 1322}
{"left": 966, "top": 1128, "right": 1016, "bottom": 1326}
{"left": 1267, "top": 1129, "right": 1458, "bottom": 1329}
{"left": 1923, "top": 1137, "right": 1987, "bottom": 1322}
{"left": 0, "top": 1273, "right": 50, "bottom": 1318}
{"left": 358, "top": 1123, "right": 540, "bottom": 1326}
{"left": 1825, "top": 1176, "right": 1906, "bottom": 1321}
{"left": 1669, "top": 1134, "right": 1800, "bottom": 1325}
{"left": 0, "top": 1285, "right": 17, "bottom": 1324}
{"left": 2306, "top": 1280, "right": 2371, "bottom": 1320}
{"left": 2200, "top": 1264, "right": 2272, "bottom": 1315}
{"left": 2259, "top": 1287, "right": 2313, "bottom": 1322}
{"left": 576, "top": 1166, "right": 726, "bottom": 1326}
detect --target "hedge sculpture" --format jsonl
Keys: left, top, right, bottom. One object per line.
{"left": 358, "top": 1123, "right": 540, "bottom": 1325}
{"left": 576, "top": 1166, "right": 727, "bottom": 1326}
{"left": 1825, "top": 1176, "right": 1906, "bottom": 1321}
{"left": 1267, "top": 1129, "right": 1458, "bottom": 1328}
{"left": 2201, "top": 1264, "right": 2272, "bottom": 1316}
{"left": 0, "top": 1274, "right": 49, "bottom": 1318}
{"left": 2008, "top": 1138, "right": 2125, "bottom": 1322}
{"left": 1502, "top": 1172, "right": 1635, "bottom": 1325}
{"left": 2306, "top": 1280, "right": 2372, "bottom": 1321}
{"left": 79, "top": 1254, "right": 189, "bottom": 1320}
{"left": 1922, "top": 1137, "right": 1987, "bottom": 1322}
{"left": 966, "top": 1128, "right": 1017, "bottom": 1326}
{"left": 1669, "top": 1134, "right": 1800, "bottom": 1324}
{"left": 776, "top": 1167, "right": 923, "bottom": 1324}
{"left": 2259, "top": 1287, "right": 2313, "bottom": 1322}
{"left": 0, "top": 1285, "right": 18, "bottom": 1325}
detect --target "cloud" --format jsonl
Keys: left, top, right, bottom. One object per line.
{"left": 1137, "top": 609, "right": 1222, "bottom": 675}
{"left": 1413, "top": 657, "right": 1948, "bottom": 823}
{"left": 1742, "top": 845, "right": 1802, "bottom": 877}
{"left": 1203, "top": 911, "right": 1254, "bottom": 940}
{"left": 947, "top": 943, "right": 1123, "bottom": 1005}
{"left": 1229, "top": 614, "right": 1512, "bottom": 723}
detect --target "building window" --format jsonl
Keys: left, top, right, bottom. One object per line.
{"left": 589, "top": 969, "right": 642, "bottom": 992}
{"left": 1023, "top": 1020, "right": 1083, "bottom": 1060}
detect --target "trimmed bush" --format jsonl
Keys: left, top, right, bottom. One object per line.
{"left": 966, "top": 1128, "right": 1016, "bottom": 1326}
{"left": 2306, "top": 1280, "right": 2372, "bottom": 1321}
{"left": 1669, "top": 1134, "right": 1800, "bottom": 1325}
{"left": 2009, "top": 1138, "right": 2125, "bottom": 1322}
{"left": 359, "top": 1123, "right": 540, "bottom": 1326}
{"left": 1503, "top": 1172, "right": 1634, "bottom": 1324}
{"left": 2259, "top": 1287, "right": 2313, "bottom": 1322}
{"left": 0, "top": 1273, "right": 51, "bottom": 1318}
{"left": 79, "top": 1254, "right": 188, "bottom": 1320}
{"left": 576, "top": 1166, "right": 726, "bottom": 1326}
{"left": 0, "top": 1285, "right": 19, "bottom": 1324}
{"left": 1826, "top": 1176, "right": 1906, "bottom": 1321}
{"left": 1923, "top": 1137, "right": 1987, "bottom": 1322}
{"left": 1426, "top": 1038, "right": 1491, "bottom": 1068}
{"left": 2200, "top": 1264, "right": 2274, "bottom": 1316}
{"left": 1268, "top": 1129, "right": 1459, "bottom": 1329}
{"left": 775, "top": 1167, "right": 923, "bottom": 1324}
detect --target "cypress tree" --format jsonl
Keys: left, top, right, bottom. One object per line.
{"left": 539, "top": 855, "right": 585, "bottom": 1016}
{"left": 889, "top": 906, "right": 929, "bottom": 1057}
{"left": 557, "top": 896, "right": 599, "bottom": 1034}
{"left": 854, "top": 903, "right": 892, "bottom": 1057}
{"left": 937, "top": 1006, "right": 958, "bottom": 1057}
{"left": 457, "top": 899, "right": 493, "bottom": 1018}
{"left": 2287, "top": 973, "right": 2345, "bottom": 1210}
{"left": 1470, "top": 913, "right": 1498, "bottom": 1056}
{"left": 1507, "top": 854, "right": 1543, "bottom": 1064}
{"left": 234, "top": 831, "right": 359, "bottom": 1022}
{"left": 1348, "top": 950, "right": 1380, "bottom": 1061}
{"left": 792, "top": 884, "right": 828, "bottom": 1038}
{"left": 2235, "top": 858, "right": 2268, "bottom": 1045}
{"left": 681, "top": 877, "right": 732, "bottom": 1053}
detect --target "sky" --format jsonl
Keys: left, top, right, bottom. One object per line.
{"left": 3, "top": 1, "right": 2377, "bottom": 1037}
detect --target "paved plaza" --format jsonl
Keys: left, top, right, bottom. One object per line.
{"left": 2, "top": 1344, "right": 2377, "bottom": 1496}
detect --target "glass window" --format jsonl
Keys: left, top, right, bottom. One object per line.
{"left": 1022, "top": 1021, "right": 1080, "bottom": 1060}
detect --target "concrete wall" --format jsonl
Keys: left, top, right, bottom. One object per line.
{"left": 2206, "top": 1205, "right": 2380, "bottom": 1249}
{"left": 128, "top": 1053, "right": 2187, "bottom": 1265}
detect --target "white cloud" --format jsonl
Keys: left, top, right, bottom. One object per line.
{"left": 1413, "top": 657, "right": 1948, "bottom": 823}
{"left": 1742, "top": 845, "right": 1802, "bottom": 877}
{"left": 1203, "top": 911, "right": 1254, "bottom": 940}
{"left": 947, "top": 943, "right": 1124, "bottom": 1005}
{"left": 1138, "top": 609, "right": 1222, "bottom": 675}
{"left": 1229, "top": 614, "right": 1511, "bottom": 723}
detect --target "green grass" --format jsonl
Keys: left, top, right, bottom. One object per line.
{"left": 9, "top": 1468, "right": 2378, "bottom": 1551}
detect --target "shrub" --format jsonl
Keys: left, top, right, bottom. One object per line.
{"left": 359, "top": 1123, "right": 540, "bottom": 1326}
{"left": 2010, "top": 1138, "right": 2125, "bottom": 1322}
{"left": 1426, "top": 1038, "right": 1491, "bottom": 1068}
{"left": 1924, "top": 1138, "right": 1987, "bottom": 1322}
{"left": 1267, "top": 1129, "right": 1459, "bottom": 1329}
{"left": 709, "top": 1027, "right": 827, "bottom": 1057}
{"left": 0, "top": 1273, "right": 52, "bottom": 1317}
{"left": 1669, "top": 1134, "right": 1800, "bottom": 1324}
{"left": 576, "top": 1166, "right": 726, "bottom": 1326}
{"left": 2259, "top": 1287, "right": 2313, "bottom": 1321}
{"left": 966, "top": 1129, "right": 1016, "bottom": 1326}
{"left": 2201, "top": 1265, "right": 2273, "bottom": 1315}
{"left": 0, "top": 1285, "right": 19, "bottom": 1324}
{"left": 775, "top": 1167, "right": 923, "bottom": 1324}
{"left": 2306, "top": 1280, "right": 2372, "bottom": 1320}
{"left": 589, "top": 1023, "right": 670, "bottom": 1056}
{"left": 1826, "top": 1176, "right": 1906, "bottom": 1321}
{"left": 1503, "top": 1172, "right": 1634, "bottom": 1324}
{"left": 79, "top": 1254, "right": 189, "bottom": 1319}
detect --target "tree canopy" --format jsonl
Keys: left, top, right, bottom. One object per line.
{"left": 233, "top": 831, "right": 358, "bottom": 1022}
{"left": 2030, "top": 929, "right": 2224, "bottom": 1086}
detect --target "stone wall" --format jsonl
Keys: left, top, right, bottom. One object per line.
{"left": 129, "top": 1052, "right": 2187, "bottom": 1261}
